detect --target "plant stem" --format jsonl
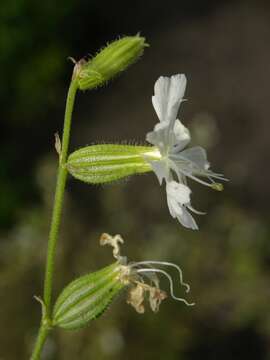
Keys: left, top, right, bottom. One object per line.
{"left": 30, "top": 75, "right": 78, "bottom": 359}
{"left": 44, "top": 77, "right": 78, "bottom": 312}
{"left": 30, "top": 324, "right": 50, "bottom": 360}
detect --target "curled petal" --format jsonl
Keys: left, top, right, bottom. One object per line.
{"left": 100, "top": 233, "right": 124, "bottom": 259}
{"left": 127, "top": 284, "right": 145, "bottom": 314}
{"left": 149, "top": 287, "right": 167, "bottom": 313}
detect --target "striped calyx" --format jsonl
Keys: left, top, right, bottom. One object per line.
{"left": 52, "top": 262, "right": 127, "bottom": 330}
{"left": 67, "top": 144, "right": 157, "bottom": 184}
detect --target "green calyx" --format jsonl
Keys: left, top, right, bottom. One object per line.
{"left": 76, "top": 35, "right": 148, "bottom": 90}
{"left": 67, "top": 144, "right": 155, "bottom": 184}
{"left": 52, "top": 262, "right": 125, "bottom": 330}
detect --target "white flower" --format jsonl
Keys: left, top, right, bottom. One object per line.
{"left": 145, "top": 74, "right": 226, "bottom": 229}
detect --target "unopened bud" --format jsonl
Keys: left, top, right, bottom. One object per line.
{"left": 76, "top": 35, "right": 148, "bottom": 90}
{"left": 67, "top": 144, "right": 153, "bottom": 184}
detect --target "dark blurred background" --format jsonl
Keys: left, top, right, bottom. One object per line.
{"left": 1, "top": 0, "right": 270, "bottom": 359}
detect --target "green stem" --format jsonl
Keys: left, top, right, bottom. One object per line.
{"left": 44, "top": 77, "right": 78, "bottom": 312}
{"left": 30, "top": 324, "right": 50, "bottom": 360}
{"left": 30, "top": 75, "right": 78, "bottom": 359}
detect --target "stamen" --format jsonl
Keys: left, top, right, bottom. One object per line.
{"left": 179, "top": 169, "right": 218, "bottom": 188}
{"left": 135, "top": 266, "right": 160, "bottom": 287}
{"left": 169, "top": 160, "right": 214, "bottom": 187}
{"left": 187, "top": 205, "right": 206, "bottom": 215}
{"left": 204, "top": 171, "right": 228, "bottom": 181}
{"left": 130, "top": 261, "right": 190, "bottom": 293}
{"left": 169, "top": 155, "right": 227, "bottom": 183}
{"left": 136, "top": 268, "right": 195, "bottom": 306}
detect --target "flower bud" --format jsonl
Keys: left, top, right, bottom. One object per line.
{"left": 77, "top": 35, "right": 147, "bottom": 90}
{"left": 52, "top": 262, "right": 125, "bottom": 330}
{"left": 67, "top": 144, "right": 154, "bottom": 184}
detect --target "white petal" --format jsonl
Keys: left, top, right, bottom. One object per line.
{"left": 171, "top": 119, "right": 191, "bottom": 151}
{"left": 166, "top": 181, "right": 198, "bottom": 230}
{"left": 146, "top": 121, "right": 170, "bottom": 153}
{"left": 176, "top": 207, "right": 198, "bottom": 230}
{"left": 179, "top": 146, "right": 209, "bottom": 170}
{"left": 166, "top": 181, "right": 191, "bottom": 205}
{"left": 167, "top": 197, "right": 181, "bottom": 219}
{"left": 152, "top": 74, "right": 187, "bottom": 123}
{"left": 147, "top": 160, "right": 168, "bottom": 184}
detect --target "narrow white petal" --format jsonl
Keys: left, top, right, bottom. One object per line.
{"left": 177, "top": 207, "right": 198, "bottom": 230}
{"left": 152, "top": 77, "right": 169, "bottom": 122}
{"left": 152, "top": 74, "right": 187, "bottom": 123}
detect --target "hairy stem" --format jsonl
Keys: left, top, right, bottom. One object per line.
{"left": 30, "top": 74, "right": 78, "bottom": 359}
{"left": 44, "top": 77, "right": 78, "bottom": 311}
